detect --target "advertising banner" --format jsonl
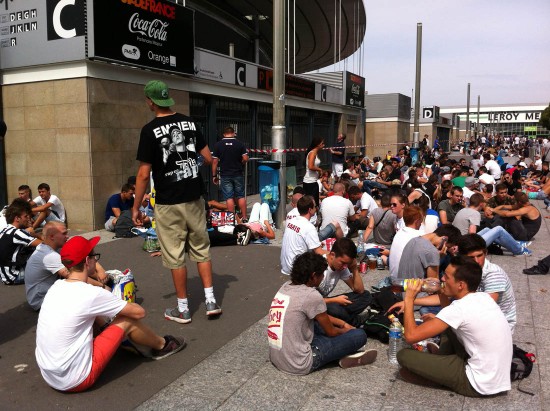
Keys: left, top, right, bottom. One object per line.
{"left": 344, "top": 72, "right": 365, "bottom": 108}
{"left": 88, "top": 0, "right": 194, "bottom": 75}
{"left": 0, "top": 0, "right": 85, "bottom": 69}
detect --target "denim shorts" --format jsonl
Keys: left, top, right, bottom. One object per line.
{"left": 221, "top": 176, "right": 245, "bottom": 200}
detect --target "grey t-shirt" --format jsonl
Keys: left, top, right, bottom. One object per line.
{"left": 268, "top": 282, "right": 326, "bottom": 375}
{"left": 453, "top": 208, "right": 481, "bottom": 235}
{"left": 437, "top": 199, "right": 463, "bottom": 223}
{"left": 397, "top": 237, "right": 440, "bottom": 279}
{"left": 371, "top": 208, "right": 397, "bottom": 246}
{"left": 25, "top": 244, "right": 64, "bottom": 310}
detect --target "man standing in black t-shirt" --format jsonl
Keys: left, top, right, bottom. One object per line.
{"left": 330, "top": 133, "right": 346, "bottom": 178}
{"left": 132, "top": 80, "right": 222, "bottom": 324}
{"left": 212, "top": 126, "right": 249, "bottom": 220}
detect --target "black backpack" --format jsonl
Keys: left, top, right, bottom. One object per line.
{"left": 511, "top": 344, "right": 536, "bottom": 395}
{"left": 511, "top": 344, "right": 535, "bottom": 381}
{"left": 114, "top": 210, "right": 137, "bottom": 238}
{"left": 359, "top": 287, "right": 404, "bottom": 343}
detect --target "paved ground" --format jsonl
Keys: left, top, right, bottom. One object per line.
{"left": 1, "top": 196, "right": 549, "bottom": 410}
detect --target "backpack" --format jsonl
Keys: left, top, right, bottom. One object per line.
{"left": 511, "top": 344, "right": 535, "bottom": 381}
{"left": 114, "top": 210, "right": 137, "bottom": 238}
{"left": 511, "top": 344, "right": 536, "bottom": 395}
{"left": 360, "top": 309, "right": 391, "bottom": 343}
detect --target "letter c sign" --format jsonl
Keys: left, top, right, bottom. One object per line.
{"left": 47, "top": 0, "right": 85, "bottom": 40}
{"left": 235, "top": 62, "right": 246, "bottom": 87}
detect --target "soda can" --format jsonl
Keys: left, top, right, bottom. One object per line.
{"left": 360, "top": 262, "right": 367, "bottom": 273}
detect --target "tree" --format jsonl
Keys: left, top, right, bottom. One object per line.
{"left": 540, "top": 103, "right": 550, "bottom": 130}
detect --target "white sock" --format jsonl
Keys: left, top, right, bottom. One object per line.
{"left": 177, "top": 298, "right": 188, "bottom": 313}
{"left": 204, "top": 287, "right": 215, "bottom": 303}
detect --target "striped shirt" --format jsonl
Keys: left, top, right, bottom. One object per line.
{"left": 0, "top": 225, "right": 36, "bottom": 284}
{"left": 479, "top": 258, "right": 516, "bottom": 333}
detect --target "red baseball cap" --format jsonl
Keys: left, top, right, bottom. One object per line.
{"left": 60, "top": 236, "right": 100, "bottom": 268}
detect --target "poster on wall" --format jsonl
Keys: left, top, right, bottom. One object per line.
{"left": 88, "top": 0, "right": 194, "bottom": 75}
{"left": 0, "top": 0, "right": 86, "bottom": 69}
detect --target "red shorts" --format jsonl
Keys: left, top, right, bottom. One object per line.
{"left": 68, "top": 324, "right": 125, "bottom": 392}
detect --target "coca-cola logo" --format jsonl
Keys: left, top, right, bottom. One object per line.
{"left": 128, "top": 12, "right": 168, "bottom": 41}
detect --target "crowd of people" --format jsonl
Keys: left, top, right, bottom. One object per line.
{"left": 1, "top": 79, "right": 549, "bottom": 397}
{"left": 270, "top": 132, "right": 550, "bottom": 396}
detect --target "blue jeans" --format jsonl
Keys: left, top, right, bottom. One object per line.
{"left": 362, "top": 180, "right": 387, "bottom": 195}
{"left": 318, "top": 223, "right": 336, "bottom": 241}
{"left": 478, "top": 226, "right": 521, "bottom": 254}
{"left": 220, "top": 175, "right": 245, "bottom": 200}
{"left": 310, "top": 322, "right": 367, "bottom": 371}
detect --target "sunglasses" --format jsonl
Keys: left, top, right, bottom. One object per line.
{"left": 88, "top": 253, "right": 101, "bottom": 261}
{"left": 390, "top": 203, "right": 401, "bottom": 207}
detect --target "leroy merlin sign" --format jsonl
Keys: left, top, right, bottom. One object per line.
{"left": 458, "top": 111, "right": 542, "bottom": 124}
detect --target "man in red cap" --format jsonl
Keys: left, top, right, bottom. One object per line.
{"left": 35, "top": 236, "right": 186, "bottom": 392}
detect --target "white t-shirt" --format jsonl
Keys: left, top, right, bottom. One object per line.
{"left": 319, "top": 195, "right": 355, "bottom": 236}
{"left": 357, "top": 192, "right": 378, "bottom": 217}
{"left": 317, "top": 264, "right": 352, "bottom": 297}
{"left": 36, "top": 280, "right": 127, "bottom": 391}
{"left": 478, "top": 173, "right": 496, "bottom": 187}
{"left": 437, "top": 293, "right": 512, "bottom": 395}
{"left": 484, "top": 160, "right": 501, "bottom": 180}
{"left": 389, "top": 226, "right": 422, "bottom": 278}
{"left": 33, "top": 194, "right": 66, "bottom": 222}
{"left": 286, "top": 208, "right": 316, "bottom": 226}
{"left": 280, "top": 216, "right": 321, "bottom": 275}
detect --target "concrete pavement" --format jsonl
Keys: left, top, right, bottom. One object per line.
{"left": 1, "top": 198, "right": 549, "bottom": 410}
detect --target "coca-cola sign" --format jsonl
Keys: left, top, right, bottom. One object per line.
{"left": 88, "top": 0, "right": 194, "bottom": 75}
{"left": 128, "top": 13, "right": 168, "bottom": 41}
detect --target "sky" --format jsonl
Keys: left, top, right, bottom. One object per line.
{"left": 323, "top": 0, "right": 550, "bottom": 108}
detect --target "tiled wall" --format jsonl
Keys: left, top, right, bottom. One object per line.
{"left": 3, "top": 77, "right": 190, "bottom": 230}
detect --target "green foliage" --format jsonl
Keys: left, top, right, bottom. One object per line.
{"left": 540, "top": 103, "right": 550, "bottom": 130}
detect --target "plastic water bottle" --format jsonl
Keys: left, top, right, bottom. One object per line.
{"left": 388, "top": 317, "right": 403, "bottom": 365}
{"left": 357, "top": 230, "right": 365, "bottom": 253}
{"left": 390, "top": 278, "right": 442, "bottom": 294}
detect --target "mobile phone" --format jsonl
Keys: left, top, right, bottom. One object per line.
{"left": 438, "top": 236, "right": 448, "bottom": 250}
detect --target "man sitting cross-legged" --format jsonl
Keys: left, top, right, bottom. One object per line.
{"left": 35, "top": 236, "right": 186, "bottom": 392}
{"left": 396, "top": 255, "right": 512, "bottom": 397}
{"left": 316, "top": 238, "right": 372, "bottom": 327}
{"left": 31, "top": 183, "right": 66, "bottom": 229}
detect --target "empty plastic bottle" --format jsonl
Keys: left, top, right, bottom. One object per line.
{"left": 357, "top": 230, "right": 365, "bottom": 253}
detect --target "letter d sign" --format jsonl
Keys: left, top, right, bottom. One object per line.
{"left": 423, "top": 107, "right": 434, "bottom": 119}
{"left": 47, "top": 0, "right": 85, "bottom": 40}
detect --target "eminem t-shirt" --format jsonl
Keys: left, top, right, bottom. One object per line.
{"left": 137, "top": 113, "right": 207, "bottom": 205}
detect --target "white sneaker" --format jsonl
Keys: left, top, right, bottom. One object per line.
{"left": 339, "top": 349, "right": 378, "bottom": 368}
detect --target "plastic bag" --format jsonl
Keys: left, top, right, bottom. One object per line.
{"left": 106, "top": 269, "right": 136, "bottom": 303}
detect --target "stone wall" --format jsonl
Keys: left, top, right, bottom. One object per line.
{"left": 3, "top": 77, "right": 189, "bottom": 230}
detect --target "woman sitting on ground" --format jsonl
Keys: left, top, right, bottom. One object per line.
{"left": 487, "top": 191, "right": 542, "bottom": 241}
{"left": 268, "top": 251, "right": 377, "bottom": 374}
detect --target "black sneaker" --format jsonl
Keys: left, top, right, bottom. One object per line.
{"left": 152, "top": 335, "right": 186, "bottom": 360}
{"left": 523, "top": 266, "right": 549, "bottom": 275}
{"left": 236, "top": 229, "right": 251, "bottom": 246}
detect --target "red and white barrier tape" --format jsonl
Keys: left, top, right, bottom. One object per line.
{"left": 246, "top": 141, "right": 412, "bottom": 154}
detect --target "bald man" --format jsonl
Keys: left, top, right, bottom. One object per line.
{"left": 25, "top": 222, "right": 109, "bottom": 310}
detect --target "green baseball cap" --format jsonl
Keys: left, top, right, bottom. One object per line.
{"left": 144, "top": 80, "right": 175, "bottom": 107}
